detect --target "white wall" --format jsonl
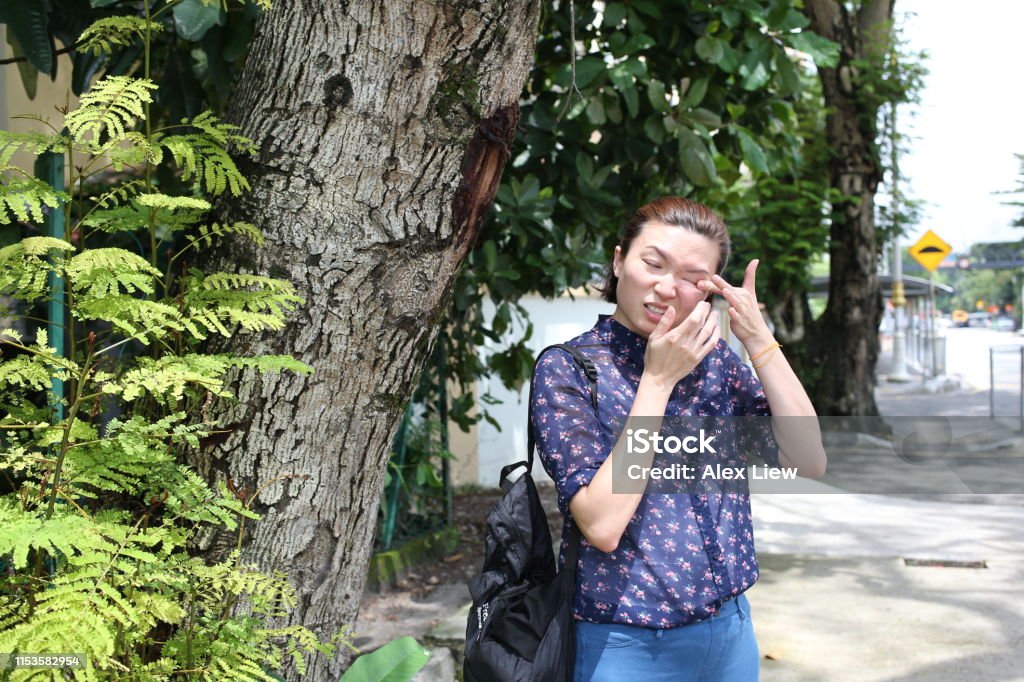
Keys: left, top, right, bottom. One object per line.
{"left": 476, "top": 294, "right": 614, "bottom": 487}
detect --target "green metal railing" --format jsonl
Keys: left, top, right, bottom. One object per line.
{"left": 377, "top": 340, "right": 453, "bottom": 551}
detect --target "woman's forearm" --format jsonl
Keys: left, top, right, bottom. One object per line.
{"left": 568, "top": 374, "right": 673, "bottom": 553}
{"left": 747, "top": 335, "right": 827, "bottom": 478}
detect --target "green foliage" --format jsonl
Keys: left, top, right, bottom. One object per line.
{"left": 0, "top": 5, "right": 353, "bottom": 679}
{"left": 0, "top": 177, "right": 70, "bottom": 225}
{"left": 77, "top": 16, "right": 164, "bottom": 56}
{"left": 378, "top": 416, "right": 454, "bottom": 550}
{"left": 437, "top": 0, "right": 843, "bottom": 429}
{"left": 65, "top": 76, "right": 160, "bottom": 142}
{"left": 338, "top": 637, "right": 431, "bottom": 682}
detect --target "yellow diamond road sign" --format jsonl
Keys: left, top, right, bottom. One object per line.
{"left": 909, "top": 230, "right": 952, "bottom": 273}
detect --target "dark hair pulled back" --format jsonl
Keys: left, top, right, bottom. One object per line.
{"left": 598, "top": 196, "right": 730, "bottom": 304}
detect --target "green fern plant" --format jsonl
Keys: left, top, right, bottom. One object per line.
{"left": 0, "top": 2, "right": 369, "bottom": 680}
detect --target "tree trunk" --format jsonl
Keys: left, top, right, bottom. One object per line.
{"left": 186, "top": 1, "right": 541, "bottom": 677}
{"left": 803, "top": 0, "right": 894, "bottom": 416}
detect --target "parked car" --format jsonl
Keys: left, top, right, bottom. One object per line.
{"left": 993, "top": 315, "right": 1016, "bottom": 331}
{"left": 967, "top": 312, "right": 991, "bottom": 328}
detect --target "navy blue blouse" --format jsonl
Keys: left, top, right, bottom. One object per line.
{"left": 531, "top": 315, "right": 779, "bottom": 628}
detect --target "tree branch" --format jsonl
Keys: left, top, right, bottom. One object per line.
{"left": 0, "top": 42, "right": 82, "bottom": 66}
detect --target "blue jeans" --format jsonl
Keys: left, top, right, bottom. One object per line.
{"left": 573, "top": 593, "right": 759, "bottom": 682}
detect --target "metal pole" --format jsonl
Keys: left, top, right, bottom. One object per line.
{"left": 437, "top": 337, "right": 452, "bottom": 527}
{"left": 35, "top": 151, "right": 66, "bottom": 421}
{"left": 888, "top": 95, "right": 910, "bottom": 382}
{"left": 929, "top": 274, "right": 937, "bottom": 377}
{"left": 1019, "top": 347, "right": 1023, "bottom": 433}
{"left": 381, "top": 403, "right": 412, "bottom": 551}
{"left": 990, "top": 347, "right": 995, "bottom": 419}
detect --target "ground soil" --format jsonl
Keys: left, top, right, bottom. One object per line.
{"left": 376, "top": 485, "right": 564, "bottom": 598}
{"left": 354, "top": 485, "right": 564, "bottom": 651}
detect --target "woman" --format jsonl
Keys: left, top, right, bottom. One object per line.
{"left": 530, "top": 196, "right": 825, "bottom": 681}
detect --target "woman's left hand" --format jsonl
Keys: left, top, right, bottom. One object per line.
{"left": 698, "top": 259, "right": 774, "bottom": 350}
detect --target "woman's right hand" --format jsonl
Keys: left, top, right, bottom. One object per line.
{"left": 643, "top": 302, "right": 720, "bottom": 390}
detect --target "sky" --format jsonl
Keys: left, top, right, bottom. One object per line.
{"left": 897, "top": 0, "right": 1024, "bottom": 254}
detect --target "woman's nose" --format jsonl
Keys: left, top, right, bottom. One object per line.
{"left": 654, "top": 274, "right": 676, "bottom": 297}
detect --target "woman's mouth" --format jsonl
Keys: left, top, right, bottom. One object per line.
{"left": 644, "top": 303, "right": 669, "bottom": 321}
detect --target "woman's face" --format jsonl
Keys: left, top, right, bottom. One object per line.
{"left": 611, "top": 222, "right": 720, "bottom": 338}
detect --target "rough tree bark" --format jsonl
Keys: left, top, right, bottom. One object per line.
{"left": 186, "top": 1, "right": 541, "bottom": 678}
{"left": 803, "top": 0, "right": 894, "bottom": 416}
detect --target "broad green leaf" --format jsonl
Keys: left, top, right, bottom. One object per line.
{"left": 737, "top": 128, "right": 769, "bottom": 174}
{"left": 623, "top": 33, "right": 655, "bottom": 53}
{"left": 572, "top": 56, "right": 606, "bottom": 89}
{"left": 678, "top": 133, "right": 716, "bottom": 187}
{"left": 789, "top": 31, "right": 840, "bottom": 68}
{"left": 482, "top": 241, "right": 497, "bottom": 272}
{"left": 575, "top": 153, "right": 594, "bottom": 182}
{"left": 643, "top": 115, "right": 666, "bottom": 145}
{"left": 339, "top": 637, "right": 430, "bottom": 682}
{"left": 687, "top": 108, "right": 722, "bottom": 129}
{"left": 774, "top": 50, "right": 801, "bottom": 95}
{"left": 647, "top": 79, "right": 668, "bottom": 112}
{"left": 632, "top": 0, "right": 661, "bottom": 18}
{"left": 173, "top": 0, "right": 224, "bottom": 42}
{"left": 739, "top": 48, "right": 771, "bottom": 91}
{"left": 720, "top": 8, "right": 742, "bottom": 28}
{"left": 0, "top": 0, "right": 52, "bottom": 75}
{"left": 695, "top": 36, "right": 724, "bottom": 64}
{"left": 719, "top": 44, "right": 741, "bottom": 73}
{"left": 681, "top": 77, "right": 708, "bottom": 108}
{"left": 6, "top": 31, "right": 39, "bottom": 100}
{"left": 608, "top": 65, "right": 638, "bottom": 118}
{"left": 776, "top": 9, "right": 810, "bottom": 31}
{"left": 603, "top": 3, "right": 627, "bottom": 27}
{"left": 586, "top": 96, "right": 606, "bottom": 124}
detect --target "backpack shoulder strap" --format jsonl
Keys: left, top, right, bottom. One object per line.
{"left": 528, "top": 343, "right": 598, "bottom": 469}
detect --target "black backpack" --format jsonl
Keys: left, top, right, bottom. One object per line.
{"left": 463, "top": 344, "right": 598, "bottom": 682}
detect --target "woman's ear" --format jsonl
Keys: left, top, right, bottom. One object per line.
{"left": 613, "top": 245, "right": 623, "bottom": 278}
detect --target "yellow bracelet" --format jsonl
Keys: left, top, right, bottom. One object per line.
{"left": 749, "top": 341, "right": 782, "bottom": 363}
{"left": 753, "top": 347, "right": 781, "bottom": 370}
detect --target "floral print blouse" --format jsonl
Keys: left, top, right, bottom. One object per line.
{"left": 530, "top": 315, "right": 779, "bottom": 628}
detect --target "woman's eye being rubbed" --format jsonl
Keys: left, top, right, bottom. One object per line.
{"left": 643, "top": 260, "right": 662, "bottom": 270}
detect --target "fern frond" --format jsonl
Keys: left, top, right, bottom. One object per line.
{"left": 101, "top": 354, "right": 234, "bottom": 409}
{"left": 80, "top": 203, "right": 151, "bottom": 234}
{"left": 160, "top": 472, "right": 257, "bottom": 528}
{"left": 183, "top": 271, "right": 304, "bottom": 336}
{"left": 65, "top": 76, "right": 158, "bottom": 142}
{"left": 180, "top": 112, "right": 256, "bottom": 155}
{"left": 136, "top": 193, "right": 212, "bottom": 211}
{"left": 0, "top": 237, "right": 73, "bottom": 301}
{"left": 0, "top": 608, "right": 116, "bottom": 677}
{"left": 0, "top": 177, "right": 69, "bottom": 225}
{"left": 66, "top": 247, "right": 161, "bottom": 299}
{"left": 0, "top": 130, "right": 67, "bottom": 168}
{"left": 88, "top": 177, "right": 147, "bottom": 210}
{"left": 185, "top": 222, "right": 264, "bottom": 252}
{"left": 161, "top": 134, "right": 251, "bottom": 196}
{"left": 75, "top": 295, "right": 182, "bottom": 342}
{"left": 84, "top": 131, "right": 164, "bottom": 170}
{"left": 76, "top": 16, "right": 162, "bottom": 56}
{"left": 0, "top": 506, "right": 121, "bottom": 570}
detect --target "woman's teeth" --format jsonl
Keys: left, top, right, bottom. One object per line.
{"left": 645, "top": 304, "right": 667, "bottom": 315}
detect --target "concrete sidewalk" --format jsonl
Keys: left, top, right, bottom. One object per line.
{"left": 356, "top": 363, "right": 1024, "bottom": 681}
{"left": 748, "top": 364, "right": 1024, "bottom": 680}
